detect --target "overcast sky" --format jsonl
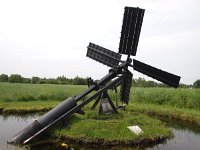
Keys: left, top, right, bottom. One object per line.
{"left": 0, "top": 0, "right": 200, "bottom": 84}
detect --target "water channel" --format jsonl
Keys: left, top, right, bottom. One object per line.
{"left": 1, "top": 114, "right": 200, "bottom": 150}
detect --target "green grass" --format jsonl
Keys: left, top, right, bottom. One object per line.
{"left": 131, "top": 87, "right": 200, "bottom": 109}
{"left": 54, "top": 110, "right": 170, "bottom": 143}
{"left": 1, "top": 83, "right": 200, "bottom": 145}
{"left": 0, "top": 82, "right": 86, "bottom": 102}
{"left": 0, "top": 83, "right": 86, "bottom": 114}
{"left": 127, "top": 102, "right": 200, "bottom": 126}
{"left": 1, "top": 83, "right": 200, "bottom": 109}
{"left": 0, "top": 101, "right": 60, "bottom": 114}
{"left": 0, "top": 83, "right": 200, "bottom": 118}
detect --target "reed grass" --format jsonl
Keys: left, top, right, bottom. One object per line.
{"left": 131, "top": 87, "right": 200, "bottom": 109}
{"left": 0, "top": 82, "right": 86, "bottom": 102}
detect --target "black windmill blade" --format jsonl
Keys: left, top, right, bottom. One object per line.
{"left": 120, "top": 70, "right": 133, "bottom": 104}
{"left": 119, "top": 7, "right": 145, "bottom": 57}
{"left": 87, "top": 42, "right": 122, "bottom": 68}
{"left": 132, "top": 59, "right": 181, "bottom": 88}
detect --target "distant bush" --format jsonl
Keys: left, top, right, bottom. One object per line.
{"left": 9, "top": 74, "right": 23, "bottom": 83}
{"left": 22, "top": 77, "right": 31, "bottom": 83}
{"left": 73, "top": 76, "right": 87, "bottom": 85}
{"left": 0, "top": 73, "right": 196, "bottom": 87}
{"left": 31, "top": 76, "right": 40, "bottom": 84}
{"left": 193, "top": 79, "right": 200, "bottom": 88}
{"left": 132, "top": 77, "right": 168, "bottom": 88}
{"left": 0, "top": 74, "right": 8, "bottom": 82}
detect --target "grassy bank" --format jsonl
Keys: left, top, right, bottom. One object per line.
{"left": 127, "top": 102, "right": 200, "bottom": 126}
{"left": 0, "top": 101, "right": 59, "bottom": 114}
{"left": 54, "top": 110, "right": 170, "bottom": 147}
{"left": 1, "top": 100, "right": 200, "bottom": 126}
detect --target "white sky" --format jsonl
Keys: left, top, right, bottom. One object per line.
{"left": 0, "top": 0, "right": 200, "bottom": 84}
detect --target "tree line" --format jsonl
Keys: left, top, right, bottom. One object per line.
{"left": 0, "top": 74, "right": 87, "bottom": 85}
{"left": 0, "top": 73, "right": 199, "bottom": 88}
{"left": 132, "top": 77, "right": 195, "bottom": 88}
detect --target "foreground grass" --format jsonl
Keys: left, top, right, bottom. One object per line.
{"left": 52, "top": 102, "right": 200, "bottom": 144}
{"left": 54, "top": 110, "right": 170, "bottom": 145}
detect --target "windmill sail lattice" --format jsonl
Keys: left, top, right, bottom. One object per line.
{"left": 132, "top": 59, "right": 180, "bottom": 88}
{"left": 119, "top": 7, "right": 145, "bottom": 56}
{"left": 87, "top": 42, "right": 121, "bottom": 68}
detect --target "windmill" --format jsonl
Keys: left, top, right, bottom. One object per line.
{"left": 86, "top": 7, "right": 180, "bottom": 111}
{"left": 8, "top": 6, "right": 180, "bottom": 144}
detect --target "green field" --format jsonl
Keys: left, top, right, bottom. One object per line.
{"left": 1, "top": 82, "right": 200, "bottom": 145}
{"left": 0, "top": 82, "right": 200, "bottom": 125}
{"left": 0, "top": 82, "right": 86, "bottom": 102}
{"left": 0, "top": 82, "right": 200, "bottom": 109}
{"left": 132, "top": 87, "right": 200, "bottom": 109}
{"left": 0, "top": 83, "right": 86, "bottom": 113}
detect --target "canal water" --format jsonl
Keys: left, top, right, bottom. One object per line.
{"left": 1, "top": 115, "right": 200, "bottom": 150}
{"left": 148, "top": 118, "right": 200, "bottom": 150}
{"left": 0, "top": 115, "right": 39, "bottom": 150}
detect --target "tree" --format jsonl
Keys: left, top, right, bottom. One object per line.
{"left": 193, "top": 79, "right": 200, "bottom": 88}
{"left": 9, "top": 74, "right": 23, "bottom": 83}
{"left": 22, "top": 77, "right": 31, "bottom": 83}
{"left": 132, "top": 79, "right": 136, "bottom": 86}
{"left": 0, "top": 74, "right": 8, "bottom": 82}
{"left": 37, "top": 78, "right": 47, "bottom": 84}
{"left": 31, "top": 76, "right": 40, "bottom": 84}
{"left": 57, "top": 75, "right": 68, "bottom": 84}
{"left": 136, "top": 77, "right": 147, "bottom": 87}
{"left": 73, "top": 76, "right": 87, "bottom": 85}
{"left": 146, "top": 81, "right": 157, "bottom": 87}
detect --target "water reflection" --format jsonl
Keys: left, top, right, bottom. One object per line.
{"left": 0, "top": 115, "right": 39, "bottom": 150}
{"left": 148, "top": 118, "right": 200, "bottom": 150}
